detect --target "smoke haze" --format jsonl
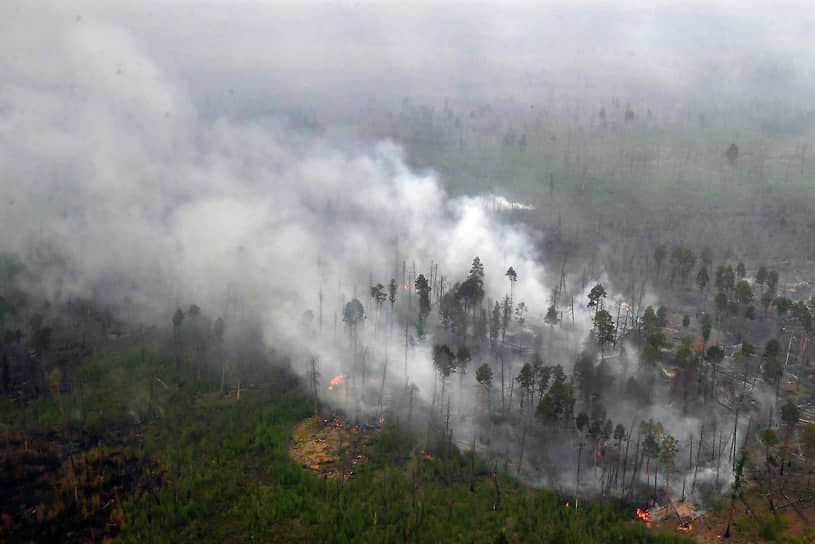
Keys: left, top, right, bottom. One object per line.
{"left": 3, "top": 0, "right": 805, "bottom": 500}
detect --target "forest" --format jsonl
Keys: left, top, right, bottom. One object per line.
{"left": 3, "top": 2, "right": 815, "bottom": 543}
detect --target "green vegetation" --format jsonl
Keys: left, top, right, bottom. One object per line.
{"left": 2, "top": 338, "right": 695, "bottom": 543}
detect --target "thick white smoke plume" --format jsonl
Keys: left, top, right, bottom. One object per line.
{"left": 2, "top": 4, "right": 749, "bottom": 500}
{"left": 1, "top": 5, "right": 550, "bottom": 399}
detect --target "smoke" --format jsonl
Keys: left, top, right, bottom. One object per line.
{"left": 1, "top": 2, "right": 554, "bottom": 407}
{"left": 1, "top": 1, "right": 765, "bottom": 501}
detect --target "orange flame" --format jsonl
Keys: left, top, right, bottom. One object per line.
{"left": 328, "top": 374, "right": 347, "bottom": 391}
{"left": 636, "top": 508, "right": 651, "bottom": 522}
{"left": 379, "top": 416, "right": 385, "bottom": 424}
{"left": 565, "top": 502, "right": 570, "bottom": 508}
{"left": 621, "top": 301, "right": 630, "bottom": 308}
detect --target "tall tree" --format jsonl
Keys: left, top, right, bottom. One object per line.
{"left": 696, "top": 266, "right": 709, "bottom": 294}
{"left": 432, "top": 344, "right": 457, "bottom": 415}
{"left": 574, "top": 351, "right": 597, "bottom": 408}
{"left": 715, "top": 265, "right": 735, "bottom": 293}
{"left": 762, "top": 338, "right": 783, "bottom": 404}
{"left": 388, "top": 278, "right": 397, "bottom": 311}
{"left": 213, "top": 317, "right": 226, "bottom": 392}
{"left": 701, "top": 314, "right": 713, "bottom": 346}
{"left": 756, "top": 266, "right": 768, "bottom": 292}
{"left": 779, "top": 400, "right": 801, "bottom": 476}
{"left": 767, "top": 270, "right": 779, "bottom": 293}
{"left": 588, "top": 402, "right": 607, "bottom": 466}
{"left": 505, "top": 266, "right": 517, "bottom": 302}
{"left": 456, "top": 345, "right": 471, "bottom": 403}
{"left": 701, "top": 246, "right": 713, "bottom": 271}
{"left": 489, "top": 301, "right": 500, "bottom": 350}
{"left": 801, "top": 424, "right": 815, "bottom": 486}
{"left": 460, "top": 262, "right": 485, "bottom": 326}
{"left": 723, "top": 455, "right": 746, "bottom": 538}
{"left": 475, "top": 364, "right": 493, "bottom": 415}
{"left": 759, "top": 428, "right": 778, "bottom": 513}
{"left": 343, "top": 298, "right": 365, "bottom": 349}
{"left": 587, "top": 283, "right": 607, "bottom": 316}
{"left": 172, "top": 307, "right": 185, "bottom": 370}
{"left": 370, "top": 283, "right": 387, "bottom": 331}
{"left": 594, "top": 309, "right": 615, "bottom": 359}
{"left": 537, "top": 365, "right": 574, "bottom": 428}
{"left": 670, "top": 246, "right": 696, "bottom": 284}
{"left": 726, "top": 143, "right": 739, "bottom": 165}
{"left": 544, "top": 304, "right": 559, "bottom": 327}
{"left": 415, "top": 274, "right": 431, "bottom": 322}
{"left": 516, "top": 362, "right": 535, "bottom": 414}
{"left": 715, "top": 292, "right": 729, "bottom": 322}
{"left": 734, "top": 280, "right": 753, "bottom": 305}
{"left": 514, "top": 302, "right": 528, "bottom": 328}
{"left": 660, "top": 434, "right": 678, "bottom": 503}
{"left": 640, "top": 419, "right": 664, "bottom": 503}
{"left": 500, "top": 295, "right": 512, "bottom": 344}
{"left": 706, "top": 345, "right": 725, "bottom": 399}
{"left": 533, "top": 354, "right": 551, "bottom": 405}
{"left": 654, "top": 244, "right": 666, "bottom": 280}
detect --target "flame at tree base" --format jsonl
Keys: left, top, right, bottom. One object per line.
{"left": 636, "top": 507, "right": 652, "bottom": 522}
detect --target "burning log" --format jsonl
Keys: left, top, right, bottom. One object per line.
{"left": 636, "top": 507, "right": 652, "bottom": 522}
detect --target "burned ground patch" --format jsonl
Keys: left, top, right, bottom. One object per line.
{"left": 288, "top": 415, "right": 381, "bottom": 480}
{"left": 0, "top": 422, "right": 162, "bottom": 543}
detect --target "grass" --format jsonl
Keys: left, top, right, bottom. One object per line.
{"left": 2, "top": 338, "right": 700, "bottom": 542}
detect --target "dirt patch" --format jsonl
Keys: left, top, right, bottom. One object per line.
{"left": 288, "top": 415, "right": 379, "bottom": 480}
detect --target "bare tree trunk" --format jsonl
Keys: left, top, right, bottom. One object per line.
{"left": 492, "top": 463, "right": 501, "bottom": 511}
{"left": 500, "top": 350, "right": 506, "bottom": 416}
{"left": 620, "top": 426, "right": 633, "bottom": 498}
{"left": 716, "top": 433, "right": 724, "bottom": 486}
{"left": 404, "top": 320, "right": 409, "bottom": 382}
{"left": 682, "top": 434, "right": 691, "bottom": 500}
{"left": 724, "top": 493, "right": 735, "bottom": 538}
{"left": 653, "top": 462, "right": 659, "bottom": 506}
{"left": 767, "top": 443, "right": 776, "bottom": 513}
{"left": 517, "top": 423, "right": 527, "bottom": 479}
{"left": 628, "top": 437, "right": 641, "bottom": 503}
{"left": 576, "top": 439, "right": 583, "bottom": 509}
{"left": 377, "top": 357, "right": 388, "bottom": 422}
{"left": 692, "top": 425, "right": 703, "bottom": 494}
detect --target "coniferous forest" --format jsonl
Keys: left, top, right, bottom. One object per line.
{"left": 3, "top": 3, "right": 815, "bottom": 543}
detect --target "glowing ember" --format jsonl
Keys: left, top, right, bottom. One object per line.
{"left": 636, "top": 508, "right": 651, "bottom": 522}
{"left": 565, "top": 502, "right": 570, "bottom": 508}
{"left": 328, "top": 374, "right": 347, "bottom": 391}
